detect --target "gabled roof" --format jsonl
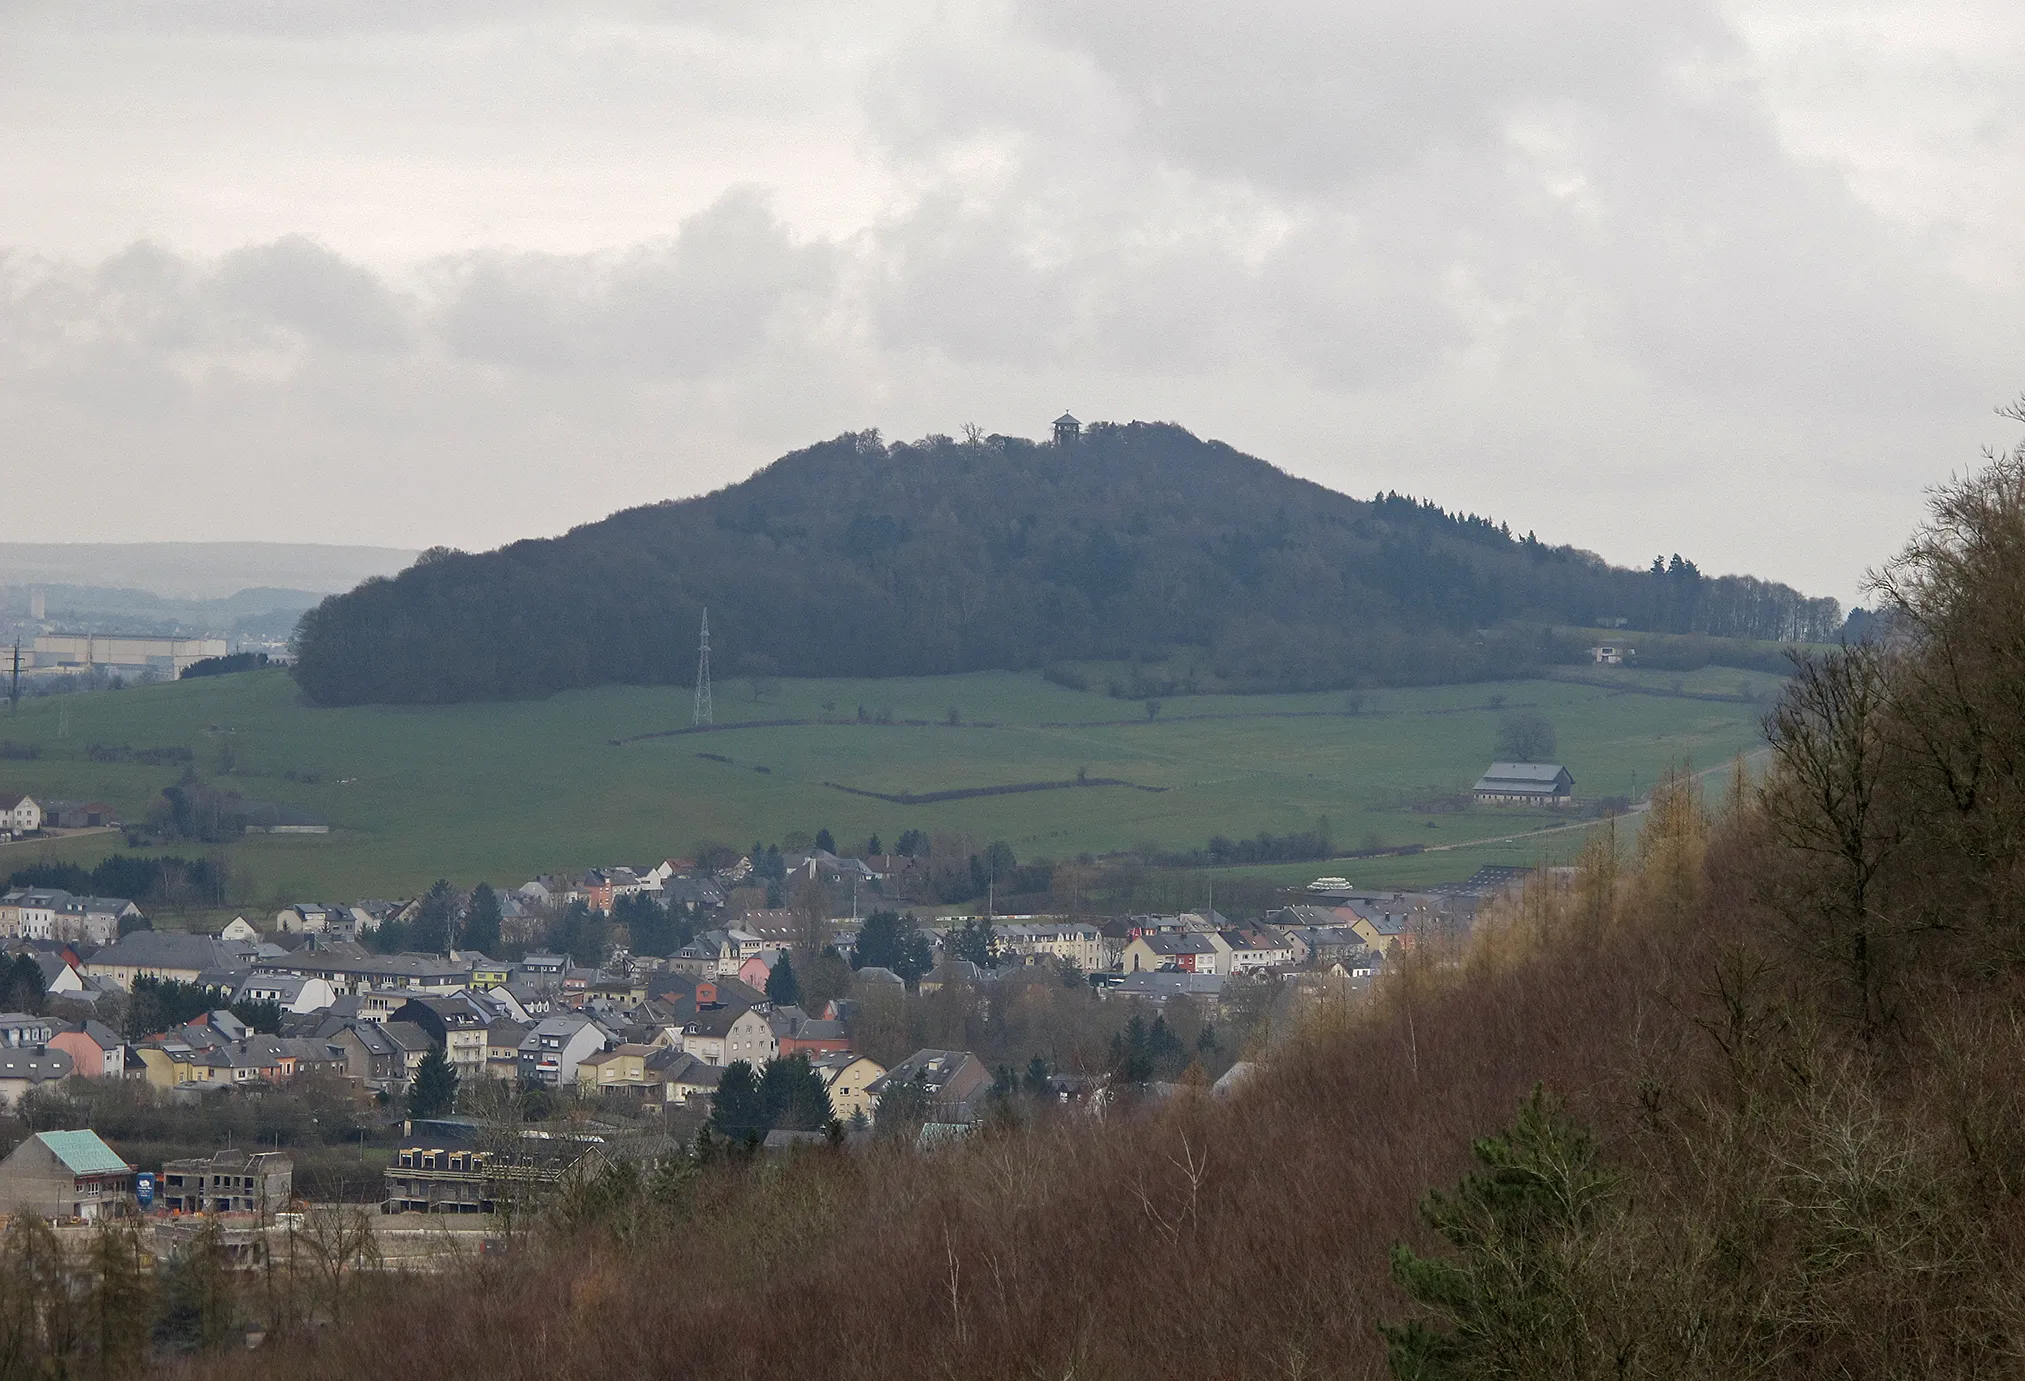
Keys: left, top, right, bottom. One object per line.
{"left": 0, "top": 1043, "right": 68, "bottom": 1080}
{"left": 1473, "top": 762, "right": 1573, "bottom": 792}
{"left": 88, "top": 932, "right": 254, "bottom": 973}
{"left": 33, "top": 1129, "right": 129, "bottom": 1176}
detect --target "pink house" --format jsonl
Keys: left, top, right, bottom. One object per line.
{"left": 736, "top": 953, "right": 776, "bottom": 990}
{"left": 50, "top": 1021, "right": 124, "bottom": 1078}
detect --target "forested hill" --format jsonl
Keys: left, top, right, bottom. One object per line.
{"left": 291, "top": 423, "right": 1840, "bottom": 705}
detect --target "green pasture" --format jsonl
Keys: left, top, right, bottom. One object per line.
{"left": 0, "top": 665, "right": 1777, "bottom": 903}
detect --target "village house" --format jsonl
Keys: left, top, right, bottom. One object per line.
{"left": 485, "top": 1018, "right": 530, "bottom": 1080}
{"left": 254, "top": 946, "right": 471, "bottom": 997}
{"left": 0, "top": 794, "right": 42, "bottom": 836}
{"left": 810, "top": 1052, "right": 886, "bottom": 1122}
{"left": 49, "top": 1019, "right": 125, "bottom": 1078}
{"left": 84, "top": 931, "right": 257, "bottom": 990}
{"left": 1119, "top": 930, "right": 1230, "bottom": 975}
{"left": 1109, "top": 971, "right": 1229, "bottom": 1007}
{"left": 0, "top": 1045, "right": 72, "bottom": 1107}
{"left": 867, "top": 1050, "right": 991, "bottom": 1126}
{"left": 993, "top": 920, "right": 1107, "bottom": 970}
{"left": 0, "top": 1130, "right": 132, "bottom": 1221}
{"left": 0, "top": 889, "right": 138, "bottom": 945}
{"left": 680, "top": 1005, "right": 776, "bottom": 1067}
{"left": 393, "top": 995, "right": 494, "bottom": 1082}
{"left": 518, "top": 1014, "right": 617, "bottom": 1087}
{"left": 1219, "top": 925, "right": 1297, "bottom": 973}
{"left": 233, "top": 971, "right": 339, "bottom": 1014}
{"left": 773, "top": 1009, "right": 850, "bottom": 1056}
{"left": 574, "top": 1042, "right": 699, "bottom": 1098}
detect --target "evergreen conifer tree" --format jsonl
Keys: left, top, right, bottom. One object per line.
{"left": 766, "top": 951, "right": 800, "bottom": 1006}
{"left": 463, "top": 882, "right": 503, "bottom": 955}
{"left": 1381, "top": 1087, "right": 1614, "bottom": 1380}
{"left": 411, "top": 879, "right": 457, "bottom": 954}
{"left": 712, "top": 1060, "right": 766, "bottom": 1142}
{"left": 408, "top": 1046, "right": 459, "bottom": 1117}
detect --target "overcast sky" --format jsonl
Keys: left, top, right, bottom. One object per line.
{"left": 3, "top": 0, "right": 2021, "bottom": 606}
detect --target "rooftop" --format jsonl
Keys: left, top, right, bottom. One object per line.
{"left": 34, "top": 1129, "right": 130, "bottom": 1176}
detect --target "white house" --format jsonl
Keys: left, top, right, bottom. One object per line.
{"left": 0, "top": 890, "right": 60, "bottom": 940}
{"left": 234, "top": 972, "right": 339, "bottom": 1015}
{"left": 219, "top": 917, "right": 261, "bottom": 943}
{"left": 0, "top": 796, "right": 41, "bottom": 835}
{"left": 517, "top": 1014, "right": 616, "bottom": 1087}
{"left": 678, "top": 1005, "right": 777, "bottom": 1067}
{"left": 1220, "top": 926, "right": 1298, "bottom": 973}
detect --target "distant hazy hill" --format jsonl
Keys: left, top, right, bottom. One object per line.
{"left": 0, "top": 541, "right": 416, "bottom": 599}
{"left": 291, "top": 423, "right": 1839, "bottom": 706}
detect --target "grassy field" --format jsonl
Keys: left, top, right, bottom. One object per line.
{"left": 0, "top": 664, "right": 1784, "bottom": 904}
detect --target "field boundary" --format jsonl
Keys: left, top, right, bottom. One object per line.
{"left": 821, "top": 776, "right": 1168, "bottom": 806}
{"left": 610, "top": 698, "right": 1542, "bottom": 745}
{"left": 1541, "top": 671, "right": 1761, "bottom": 704}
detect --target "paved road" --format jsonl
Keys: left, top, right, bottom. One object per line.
{"left": 0, "top": 825, "right": 117, "bottom": 851}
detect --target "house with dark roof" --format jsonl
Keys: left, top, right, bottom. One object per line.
{"left": 0, "top": 1129, "right": 132, "bottom": 1220}
{"left": 1109, "top": 971, "right": 1229, "bottom": 1006}
{"left": 0, "top": 1045, "right": 72, "bottom": 1107}
{"left": 254, "top": 948, "right": 470, "bottom": 997}
{"left": 83, "top": 932, "right": 257, "bottom": 990}
{"left": 866, "top": 1049, "right": 991, "bottom": 1125}
{"left": 1472, "top": 762, "right": 1575, "bottom": 804}
{"left": 50, "top": 1019, "right": 124, "bottom": 1078}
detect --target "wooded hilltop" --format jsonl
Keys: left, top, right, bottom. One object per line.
{"left": 291, "top": 423, "right": 1840, "bottom": 705}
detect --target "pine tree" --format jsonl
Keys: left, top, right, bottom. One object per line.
{"left": 1111, "top": 1015, "right": 1152, "bottom": 1084}
{"left": 1023, "top": 1054, "right": 1051, "bottom": 1099}
{"left": 813, "top": 827, "right": 836, "bottom": 854}
{"left": 854, "top": 910, "right": 906, "bottom": 970}
{"left": 463, "top": 882, "right": 503, "bottom": 955}
{"left": 2, "top": 953, "right": 44, "bottom": 1015}
{"left": 411, "top": 879, "right": 457, "bottom": 954}
{"left": 1381, "top": 1087, "right": 1615, "bottom": 1380}
{"left": 712, "top": 1060, "right": 766, "bottom": 1142}
{"left": 408, "top": 1046, "right": 459, "bottom": 1118}
{"left": 766, "top": 951, "right": 800, "bottom": 1006}
{"left": 759, "top": 1053, "right": 833, "bottom": 1131}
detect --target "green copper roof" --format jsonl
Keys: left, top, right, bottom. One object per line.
{"left": 35, "top": 1130, "right": 131, "bottom": 1176}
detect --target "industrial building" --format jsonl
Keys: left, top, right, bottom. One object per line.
{"left": 26, "top": 633, "right": 227, "bottom": 677}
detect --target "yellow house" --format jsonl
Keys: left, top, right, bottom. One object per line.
{"left": 466, "top": 959, "right": 512, "bottom": 990}
{"left": 811, "top": 1053, "right": 886, "bottom": 1122}
{"left": 1338, "top": 905, "right": 1414, "bottom": 955}
{"left": 578, "top": 1043, "right": 657, "bottom": 1093}
{"left": 133, "top": 1045, "right": 216, "bottom": 1091}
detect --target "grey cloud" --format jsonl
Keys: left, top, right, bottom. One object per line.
{"left": 208, "top": 236, "right": 411, "bottom": 351}
{"left": 1014, "top": 0, "right": 1729, "bottom": 193}
{"left": 439, "top": 188, "right": 835, "bottom": 377}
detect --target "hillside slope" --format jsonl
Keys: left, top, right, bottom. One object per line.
{"left": 291, "top": 423, "right": 1838, "bottom": 705}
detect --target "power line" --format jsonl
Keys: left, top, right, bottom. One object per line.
{"left": 693, "top": 608, "right": 713, "bottom": 726}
